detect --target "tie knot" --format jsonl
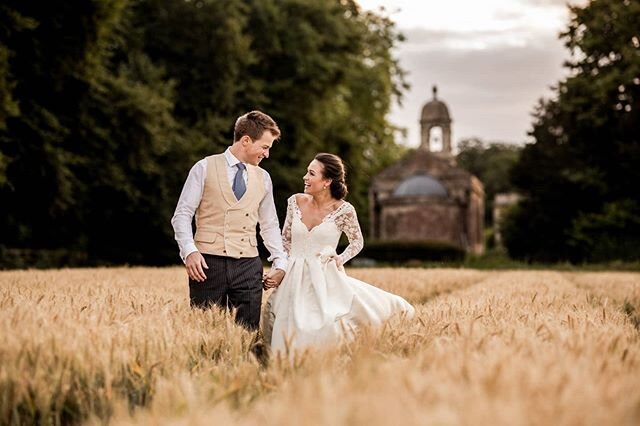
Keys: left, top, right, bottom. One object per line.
{"left": 236, "top": 163, "right": 246, "bottom": 171}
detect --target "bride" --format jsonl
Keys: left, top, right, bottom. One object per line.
{"left": 262, "top": 153, "right": 415, "bottom": 352}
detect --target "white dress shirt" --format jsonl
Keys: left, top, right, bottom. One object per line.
{"left": 171, "top": 148, "right": 287, "bottom": 270}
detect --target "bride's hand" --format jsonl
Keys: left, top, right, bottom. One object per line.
{"left": 263, "top": 268, "right": 285, "bottom": 290}
{"left": 330, "top": 255, "right": 344, "bottom": 271}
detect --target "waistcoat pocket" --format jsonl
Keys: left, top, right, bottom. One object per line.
{"left": 194, "top": 231, "right": 218, "bottom": 243}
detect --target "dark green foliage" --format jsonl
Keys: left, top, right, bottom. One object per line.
{"left": 239, "top": 0, "right": 407, "bottom": 231}
{"left": 0, "top": 247, "right": 89, "bottom": 269}
{"left": 568, "top": 199, "right": 640, "bottom": 262}
{"left": 0, "top": 0, "right": 137, "bottom": 253}
{"left": 503, "top": 0, "right": 640, "bottom": 263}
{"left": 0, "top": 0, "right": 405, "bottom": 267}
{"left": 456, "top": 138, "right": 522, "bottom": 224}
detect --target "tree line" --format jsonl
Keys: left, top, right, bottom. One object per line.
{"left": 451, "top": 0, "right": 638, "bottom": 264}
{"left": 0, "top": 0, "right": 406, "bottom": 266}
{"left": 502, "top": 0, "right": 640, "bottom": 263}
{"left": 1, "top": 0, "right": 637, "bottom": 267}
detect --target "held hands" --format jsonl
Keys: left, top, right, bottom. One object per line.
{"left": 186, "top": 251, "right": 284, "bottom": 289}
{"left": 263, "top": 268, "right": 285, "bottom": 290}
{"left": 185, "top": 251, "right": 208, "bottom": 282}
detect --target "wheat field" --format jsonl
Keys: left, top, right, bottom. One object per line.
{"left": 1, "top": 267, "right": 639, "bottom": 425}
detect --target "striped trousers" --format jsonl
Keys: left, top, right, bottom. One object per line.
{"left": 189, "top": 253, "right": 263, "bottom": 330}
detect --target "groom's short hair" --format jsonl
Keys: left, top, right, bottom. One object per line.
{"left": 234, "top": 111, "right": 281, "bottom": 142}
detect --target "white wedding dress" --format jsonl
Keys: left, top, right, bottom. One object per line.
{"left": 263, "top": 195, "right": 415, "bottom": 352}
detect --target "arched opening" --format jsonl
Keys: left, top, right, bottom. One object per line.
{"left": 429, "top": 126, "right": 443, "bottom": 152}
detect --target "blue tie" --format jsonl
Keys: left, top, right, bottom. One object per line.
{"left": 233, "top": 163, "right": 246, "bottom": 200}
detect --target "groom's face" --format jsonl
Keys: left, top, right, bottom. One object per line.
{"left": 242, "top": 131, "right": 276, "bottom": 166}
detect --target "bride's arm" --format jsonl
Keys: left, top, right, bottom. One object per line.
{"left": 281, "top": 196, "right": 294, "bottom": 256}
{"left": 335, "top": 204, "right": 364, "bottom": 266}
{"left": 264, "top": 197, "right": 294, "bottom": 290}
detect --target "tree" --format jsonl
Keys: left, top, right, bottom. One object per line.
{"left": 0, "top": 0, "right": 193, "bottom": 263}
{"left": 0, "top": 0, "right": 406, "bottom": 266}
{"left": 240, "top": 0, "right": 407, "bottom": 232}
{"left": 503, "top": 0, "right": 640, "bottom": 262}
{"left": 456, "top": 138, "right": 521, "bottom": 225}
{"left": 0, "top": 5, "right": 37, "bottom": 188}
{"left": 0, "top": 0, "right": 135, "bottom": 251}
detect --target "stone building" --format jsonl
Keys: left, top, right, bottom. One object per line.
{"left": 369, "top": 86, "right": 485, "bottom": 254}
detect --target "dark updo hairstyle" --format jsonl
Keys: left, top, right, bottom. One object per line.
{"left": 314, "top": 153, "right": 348, "bottom": 200}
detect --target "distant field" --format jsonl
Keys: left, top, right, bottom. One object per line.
{"left": 1, "top": 267, "right": 639, "bottom": 425}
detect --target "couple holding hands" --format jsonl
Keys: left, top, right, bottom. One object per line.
{"left": 171, "top": 111, "right": 413, "bottom": 353}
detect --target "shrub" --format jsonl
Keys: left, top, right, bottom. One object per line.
{"left": 355, "top": 240, "right": 465, "bottom": 263}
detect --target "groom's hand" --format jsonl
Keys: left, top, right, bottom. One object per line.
{"left": 262, "top": 268, "right": 285, "bottom": 290}
{"left": 185, "top": 251, "right": 208, "bottom": 282}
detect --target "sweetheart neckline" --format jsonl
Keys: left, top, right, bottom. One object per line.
{"left": 292, "top": 196, "right": 348, "bottom": 233}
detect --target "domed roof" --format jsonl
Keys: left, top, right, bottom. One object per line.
{"left": 421, "top": 86, "right": 451, "bottom": 122}
{"left": 393, "top": 174, "right": 448, "bottom": 198}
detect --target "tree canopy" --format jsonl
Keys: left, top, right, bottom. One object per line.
{"left": 0, "top": 0, "right": 406, "bottom": 266}
{"left": 456, "top": 138, "right": 521, "bottom": 225}
{"left": 503, "top": 0, "right": 640, "bottom": 262}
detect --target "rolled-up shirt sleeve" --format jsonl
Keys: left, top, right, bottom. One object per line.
{"left": 171, "top": 159, "right": 206, "bottom": 263}
{"left": 258, "top": 170, "right": 288, "bottom": 271}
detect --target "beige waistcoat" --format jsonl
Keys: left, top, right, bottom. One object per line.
{"left": 194, "top": 154, "right": 265, "bottom": 258}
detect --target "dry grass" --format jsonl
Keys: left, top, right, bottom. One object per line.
{"left": 0, "top": 267, "right": 639, "bottom": 425}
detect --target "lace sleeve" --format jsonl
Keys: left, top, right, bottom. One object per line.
{"left": 334, "top": 203, "right": 364, "bottom": 266}
{"left": 281, "top": 196, "right": 295, "bottom": 256}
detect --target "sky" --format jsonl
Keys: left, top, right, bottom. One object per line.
{"left": 356, "top": 0, "right": 587, "bottom": 147}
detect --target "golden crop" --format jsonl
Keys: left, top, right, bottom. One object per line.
{"left": 0, "top": 267, "right": 638, "bottom": 425}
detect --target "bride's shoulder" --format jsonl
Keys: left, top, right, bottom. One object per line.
{"left": 292, "top": 193, "right": 311, "bottom": 203}
{"left": 341, "top": 200, "right": 356, "bottom": 210}
{"left": 336, "top": 200, "right": 357, "bottom": 216}
{"left": 289, "top": 193, "right": 310, "bottom": 206}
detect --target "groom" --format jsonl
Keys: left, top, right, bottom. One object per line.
{"left": 171, "top": 110, "right": 287, "bottom": 330}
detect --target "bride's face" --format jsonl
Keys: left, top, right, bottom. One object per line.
{"left": 303, "top": 160, "right": 332, "bottom": 195}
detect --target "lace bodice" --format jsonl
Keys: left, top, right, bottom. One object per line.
{"left": 281, "top": 195, "right": 364, "bottom": 265}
